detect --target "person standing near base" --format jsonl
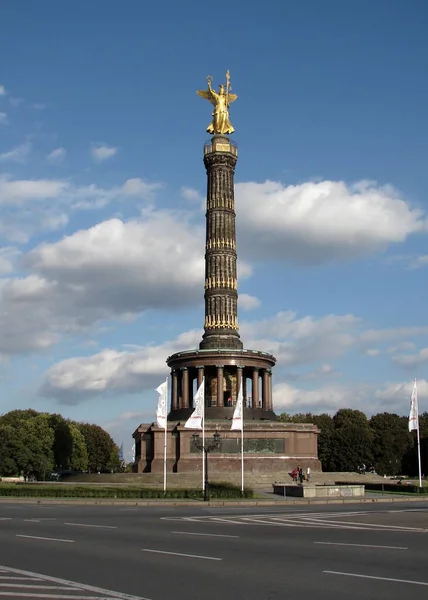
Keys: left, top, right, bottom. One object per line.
{"left": 306, "top": 466, "right": 311, "bottom": 482}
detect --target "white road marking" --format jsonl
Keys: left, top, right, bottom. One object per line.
{"left": 0, "top": 565, "right": 152, "bottom": 599}
{"left": 164, "top": 508, "right": 428, "bottom": 532}
{"left": 64, "top": 522, "right": 117, "bottom": 529}
{"left": 0, "top": 584, "right": 76, "bottom": 590}
{"left": 315, "top": 542, "right": 408, "bottom": 550}
{"left": 0, "top": 594, "right": 113, "bottom": 599}
{"left": 23, "top": 520, "right": 40, "bottom": 523}
{"left": 171, "top": 531, "right": 239, "bottom": 538}
{"left": 324, "top": 570, "right": 428, "bottom": 586}
{"left": 16, "top": 535, "right": 74, "bottom": 543}
{"left": 0, "top": 577, "right": 43, "bottom": 581}
{"left": 142, "top": 548, "right": 222, "bottom": 561}
{"left": 0, "top": 518, "right": 12, "bottom": 521}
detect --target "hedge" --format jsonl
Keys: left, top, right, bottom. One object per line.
{"left": 0, "top": 482, "right": 253, "bottom": 500}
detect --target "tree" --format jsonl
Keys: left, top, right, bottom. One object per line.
{"left": 369, "top": 413, "right": 413, "bottom": 476}
{"left": 77, "top": 423, "right": 116, "bottom": 472}
{"left": 106, "top": 445, "right": 122, "bottom": 473}
{"left": 0, "top": 424, "right": 27, "bottom": 476}
{"left": 50, "top": 415, "right": 88, "bottom": 471}
{"left": 20, "top": 414, "right": 55, "bottom": 480}
{"left": 329, "top": 409, "right": 374, "bottom": 472}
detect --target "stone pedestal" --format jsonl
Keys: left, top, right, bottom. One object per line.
{"left": 133, "top": 421, "right": 321, "bottom": 476}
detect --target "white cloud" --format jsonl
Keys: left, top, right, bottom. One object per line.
{"left": 180, "top": 186, "right": 203, "bottom": 203}
{"left": 9, "top": 97, "right": 24, "bottom": 107}
{"left": 39, "top": 330, "right": 201, "bottom": 404}
{"left": 236, "top": 180, "right": 425, "bottom": 264}
{"left": 47, "top": 147, "right": 66, "bottom": 164}
{"left": 374, "top": 379, "right": 428, "bottom": 413}
{"left": 273, "top": 381, "right": 368, "bottom": 414}
{"left": 360, "top": 327, "right": 428, "bottom": 344}
{"left": 386, "top": 342, "right": 416, "bottom": 354}
{"left": 0, "top": 141, "right": 32, "bottom": 163}
{"left": 240, "top": 312, "right": 359, "bottom": 366}
{"left": 0, "top": 247, "right": 20, "bottom": 274}
{"left": 411, "top": 255, "right": 428, "bottom": 269}
{"left": 0, "top": 213, "right": 205, "bottom": 357}
{"left": 239, "top": 293, "right": 261, "bottom": 311}
{"left": 366, "top": 348, "right": 381, "bottom": 356}
{"left": 0, "top": 85, "right": 5, "bottom": 96}
{"left": 392, "top": 348, "right": 428, "bottom": 369}
{"left": 0, "top": 112, "right": 8, "bottom": 125}
{"left": 0, "top": 176, "right": 65, "bottom": 205}
{"left": 91, "top": 144, "right": 117, "bottom": 163}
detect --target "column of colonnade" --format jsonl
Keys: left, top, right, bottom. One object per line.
{"left": 169, "top": 367, "right": 273, "bottom": 413}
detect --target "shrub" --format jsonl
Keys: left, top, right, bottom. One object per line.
{"left": 0, "top": 483, "right": 253, "bottom": 500}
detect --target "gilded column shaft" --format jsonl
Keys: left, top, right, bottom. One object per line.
{"left": 200, "top": 138, "right": 243, "bottom": 350}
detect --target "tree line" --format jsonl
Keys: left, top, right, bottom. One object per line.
{"left": 279, "top": 408, "right": 428, "bottom": 476}
{"left": 0, "top": 409, "right": 121, "bottom": 480}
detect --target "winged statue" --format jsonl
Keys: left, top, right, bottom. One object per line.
{"left": 197, "top": 71, "right": 238, "bottom": 135}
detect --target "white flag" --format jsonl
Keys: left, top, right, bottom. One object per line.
{"left": 184, "top": 380, "right": 205, "bottom": 429}
{"left": 231, "top": 384, "right": 243, "bottom": 431}
{"left": 156, "top": 380, "right": 168, "bottom": 429}
{"left": 408, "top": 379, "right": 419, "bottom": 432}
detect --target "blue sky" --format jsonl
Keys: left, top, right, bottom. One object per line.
{"left": 1, "top": 1, "right": 427, "bottom": 455}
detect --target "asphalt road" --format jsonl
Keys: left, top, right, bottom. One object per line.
{"left": 0, "top": 501, "right": 427, "bottom": 600}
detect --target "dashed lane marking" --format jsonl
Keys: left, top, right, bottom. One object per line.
{"left": 16, "top": 535, "right": 74, "bottom": 543}
{"left": 64, "top": 523, "right": 117, "bottom": 530}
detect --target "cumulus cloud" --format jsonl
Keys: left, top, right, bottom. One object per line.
{"left": 39, "top": 330, "right": 201, "bottom": 404}
{"left": 411, "top": 255, "right": 428, "bottom": 269}
{"left": 0, "top": 176, "right": 65, "bottom": 205}
{"left": 0, "top": 247, "right": 20, "bottom": 274}
{"left": 47, "top": 147, "right": 66, "bottom": 164}
{"left": 180, "top": 186, "right": 203, "bottom": 204}
{"left": 366, "top": 348, "right": 381, "bottom": 356}
{"left": 273, "top": 381, "right": 368, "bottom": 414}
{"left": 91, "top": 143, "right": 117, "bottom": 162}
{"left": 0, "top": 213, "right": 204, "bottom": 357}
{"left": 375, "top": 379, "right": 428, "bottom": 413}
{"left": 38, "top": 303, "right": 428, "bottom": 406}
{"left": 0, "top": 175, "right": 162, "bottom": 242}
{"left": 392, "top": 348, "right": 428, "bottom": 369}
{"left": 0, "top": 112, "right": 7, "bottom": 125}
{"left": 0, "top": 141, "right": 32, "bottom": 163}
{"left": 0, "top": 85, "right": 5, "bottom": 96}
{"left": 236, "top": 179, "right": 425, "bottom": 264}
{"left": 239, "top": 293, "right": 261, "bottom": 311}
{"left": 240, "top": 311, "right": 359, "bottom": 366}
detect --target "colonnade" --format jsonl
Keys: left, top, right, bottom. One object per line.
{"left": 170, "top": 366, "right": 273, "bottom": 412}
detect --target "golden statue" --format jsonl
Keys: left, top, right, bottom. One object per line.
{"left": 197, "top": 70, "right": 237, "bottom": 135}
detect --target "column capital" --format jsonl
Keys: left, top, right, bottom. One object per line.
{"left": 236, "top": 365, "right": 243, "bottom": 370}
{"left": 197, "top": 366, "right": 204, "bottom": 370}
{"left": 180, "top": 367, "right": 188, "bottom": 372}
{"left": 216, "top": 364, "right": 224, "bottom": 369}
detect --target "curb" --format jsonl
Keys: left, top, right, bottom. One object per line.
{"left": 0, "top": 496, "right": 426, "bottom": 507}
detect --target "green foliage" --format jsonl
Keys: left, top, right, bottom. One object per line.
{"left": 369, "top": 413, "right": 413, "bottom": 476}
{"left": 0, "top": 483, "right": 253, "bottom": 500}
{"left": 76, "top": 423, "right": 116, "bottom": 472}
{"left": 278, "top": 407, "right": 425, "bottom": 475}
{"left": 106, "top": 446, "right": 122, "bottom": 473}
{"left": 0, "top": 409, "right": 112, "bottom": 480}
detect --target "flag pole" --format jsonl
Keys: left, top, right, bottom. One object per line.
{"left": 416, "top": 419, "right": 422, "bottom": 489}
{"left": 241, "top": 408, "right": 244, "bottom": 494}
{"left": 202, "top": 378, "right": 205, "bottom": 495}
{"left": 163, "top": 376, "right": 168, "bottom": 495}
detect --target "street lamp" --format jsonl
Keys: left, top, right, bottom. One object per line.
{"left": 192, "top": 431, "right": 221, "bottom": 501}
